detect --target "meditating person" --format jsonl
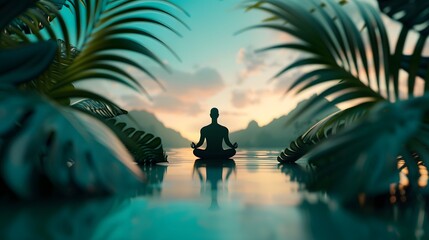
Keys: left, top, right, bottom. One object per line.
{"left": 191, "top": 108, "right": 238, "bottom": 159}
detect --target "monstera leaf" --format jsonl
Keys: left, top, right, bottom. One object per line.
{"left": 0, "top": 90, "right": 144, "bottom": 199}
{"left": 0, "top": 41, "right": 57, "bottom": 86}
{"left": 106, "top": 119, "right": 167, "bottom": 165}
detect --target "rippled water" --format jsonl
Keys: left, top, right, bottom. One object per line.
{"left": 1, "top": 148, "right": 426, "bottom": 239}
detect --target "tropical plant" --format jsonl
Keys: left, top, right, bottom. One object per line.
{"left": 72, "top": 98, "right": 128, "bottom": 119}
{"left": 0, "top": 0, "right": 186, "bottom": 198}
{"left": 248, "top": 0, "right": 429, "bottom": 201}
{"left": 106, "top": 118, "right": 167, "bottom": 164}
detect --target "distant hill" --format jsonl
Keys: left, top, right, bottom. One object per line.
{"left": 115, "top": 110, "right": 191, "bottom": 148}
{"left": 230, "top": 96, "right": 340, "bottom": 148}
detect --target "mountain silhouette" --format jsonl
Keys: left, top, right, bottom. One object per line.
{"left": 230, "top": 95, "right": 340, "bottom": 148}
{"left": 115, "top": 110, "right": 191, "bottom": 148}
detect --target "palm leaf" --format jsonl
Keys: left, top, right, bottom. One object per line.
{"left": 106, "top": 119, "right": 167, "bottom": 165}
{"left": 303, "top": 97, "right": 429, "bottom": 199}
{"left": 2, "top": 0, "right": 188, "bottom": 102}
{"left": 0, "top": 40, "right": 57, "bottom": 85}
{"left": 248, "top": 0, "right": 427, "bottom": 150}
{"left": 0, "top": 90, "right": 144, "bottom": 199}
{"left": 72, "top": 98, "right": 127, "bottom": 118}
{"left": 250, "top": 0, "right": 429, "bottom": 198}
{"left": 0, "top": 0, "right": 35, "bottom": 30}
{"left": 278, "top": 102, "right": 374, "bottom": 163}
{"left": 19, "top": 39, "right": 78, "bottom": 102}
{"left": 377, "top": 0, "right": 429, "bottom": 35}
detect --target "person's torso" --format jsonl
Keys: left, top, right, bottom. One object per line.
{"left": 203, "top": 124, "right": 226, "bottom": 151}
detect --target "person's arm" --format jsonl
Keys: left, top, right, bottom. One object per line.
{"left": 191, "top": 129, "right": 205, "bottom": 149}
{"left": 224, "top": 128, "right": 238, "bottom": 149}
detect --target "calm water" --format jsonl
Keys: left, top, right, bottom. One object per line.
{"left": 0, "top": 148, "right": 426, "bottom": 239}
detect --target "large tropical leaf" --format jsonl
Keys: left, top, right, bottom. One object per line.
{"left": 71, "top": 100, "right": 166, "bottom": 164}
{"left": 0, "top": 40, "right": 57, "bottom": 86}
{"left": 0, "top": 0, "right": 35, "bottom": 30}
{"left": 0, "top": 90, "right": 144, "bottom": 199}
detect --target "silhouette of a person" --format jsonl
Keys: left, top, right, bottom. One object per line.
{"left": 191, "top": 108, "right": 238, "bottom": 159}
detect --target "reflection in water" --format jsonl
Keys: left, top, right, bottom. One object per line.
{"left": 279, "top": 162, "right": 429, "bottom": 239}
{"left": 1, "top": 149, "right": 427, "bottom": 239}
{"left": 138, "top": 164, "right": 168, "bottom": 196}
{"left": 278, "top": 163, "right": 312, "bottom": 191}
{"left": 0, "top": 165, "right": 169, "bottom": 240}
{"left": 0, "top": 197, "right": 122, "bottom": 240}
{"left": 299, "top": 198, "right": 429, "bottom": 239}
{"left": 193, "top": 159, "right": 236, "bottom": 209}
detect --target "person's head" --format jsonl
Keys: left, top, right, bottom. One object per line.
{"left": 210, "top": 107, "right": 219, "bottom": 120}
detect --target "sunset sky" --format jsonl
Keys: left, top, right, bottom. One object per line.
{"left": 87, "top": 0, "right": 387, "bottom": 141}
{"left": 113, "top": 0, "right": 313, "bottom": 141}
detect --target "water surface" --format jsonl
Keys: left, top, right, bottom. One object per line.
{"left": 1, "top": 148, "right": 425, "bottom": 239}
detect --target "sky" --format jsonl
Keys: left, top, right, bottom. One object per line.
{"left": 97, "top": 0, "right": 313, "bottom": 141}
{"left": 79, "top": 0, "right": 413, "bottom": 141}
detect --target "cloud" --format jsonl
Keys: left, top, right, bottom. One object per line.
{"left": 120, "top": 67, "right": 225, "bottom": 115}
{"left": 273, "top": 70, "right": 303, "bottom": 94}
{"left": 161, "top": 67, "right": 225, "bottom": 102}
{"left": 236, "top": 46, "right": 272, "bottom": 83}
{"left": 152, "top": 95, "right": 203, "bottom": 115}
{"left": 231, "top": 89, "right": 271, "bottom": 108}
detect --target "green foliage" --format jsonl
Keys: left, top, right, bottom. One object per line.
{"left": 72, "top": 98, "right": 128, "bottom": 119}
{"left": 0, "top": 40, "right": 58, "bottom": 85}
{"left": 106, "top": 119, "right": 167, "bottom": 165}
{"left": 0, "top": 0, "right": 186, "bottom": 198}
{"left": 377, "top": 0, "right": 429, "bottom": 35}
{"left": 0, "top": 91, "right": 144, "bottom": 199}
{"left": 249, "top": 0, "right": 429, "bottom": 200}
{"left": 2, "top": 0, "right": 188, "bottom": 103}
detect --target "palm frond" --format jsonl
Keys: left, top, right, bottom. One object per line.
{"left": 72, "top": 98, "right": 127, "bottom": 118}
{"left": 106, "top": 119, "right": 167, "bottom": 165}
{"left": 56, "top": 0, "right": 188, "bottom": 94}
{"left": 375, "top": 0, "right": 429, "bottom": 99}
{"left": 249, "top": 0, "right": 428, "bottom": 154}
{"left": 0, "top": 90, "right": 144, "bottom": 199}
{"left": 377, "top": 0, "right": 429, "bottom": 35}
{"left": 302, "top": 96, "right": 429, "bottom": 200}
{"left": 250, "top": 0, "right": 429, "bottom": 199}
{"left": 250, "top": 0, "right": 392, "bottom": 103}
{"left": 2, "top": 0, "right": 188, "bottom": 102}
{"left": 278, "top": 102, "right": 374, "bottom": 163}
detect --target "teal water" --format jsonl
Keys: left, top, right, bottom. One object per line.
{"left": 0, "top": 148, "right": 426, "bottom": 239}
